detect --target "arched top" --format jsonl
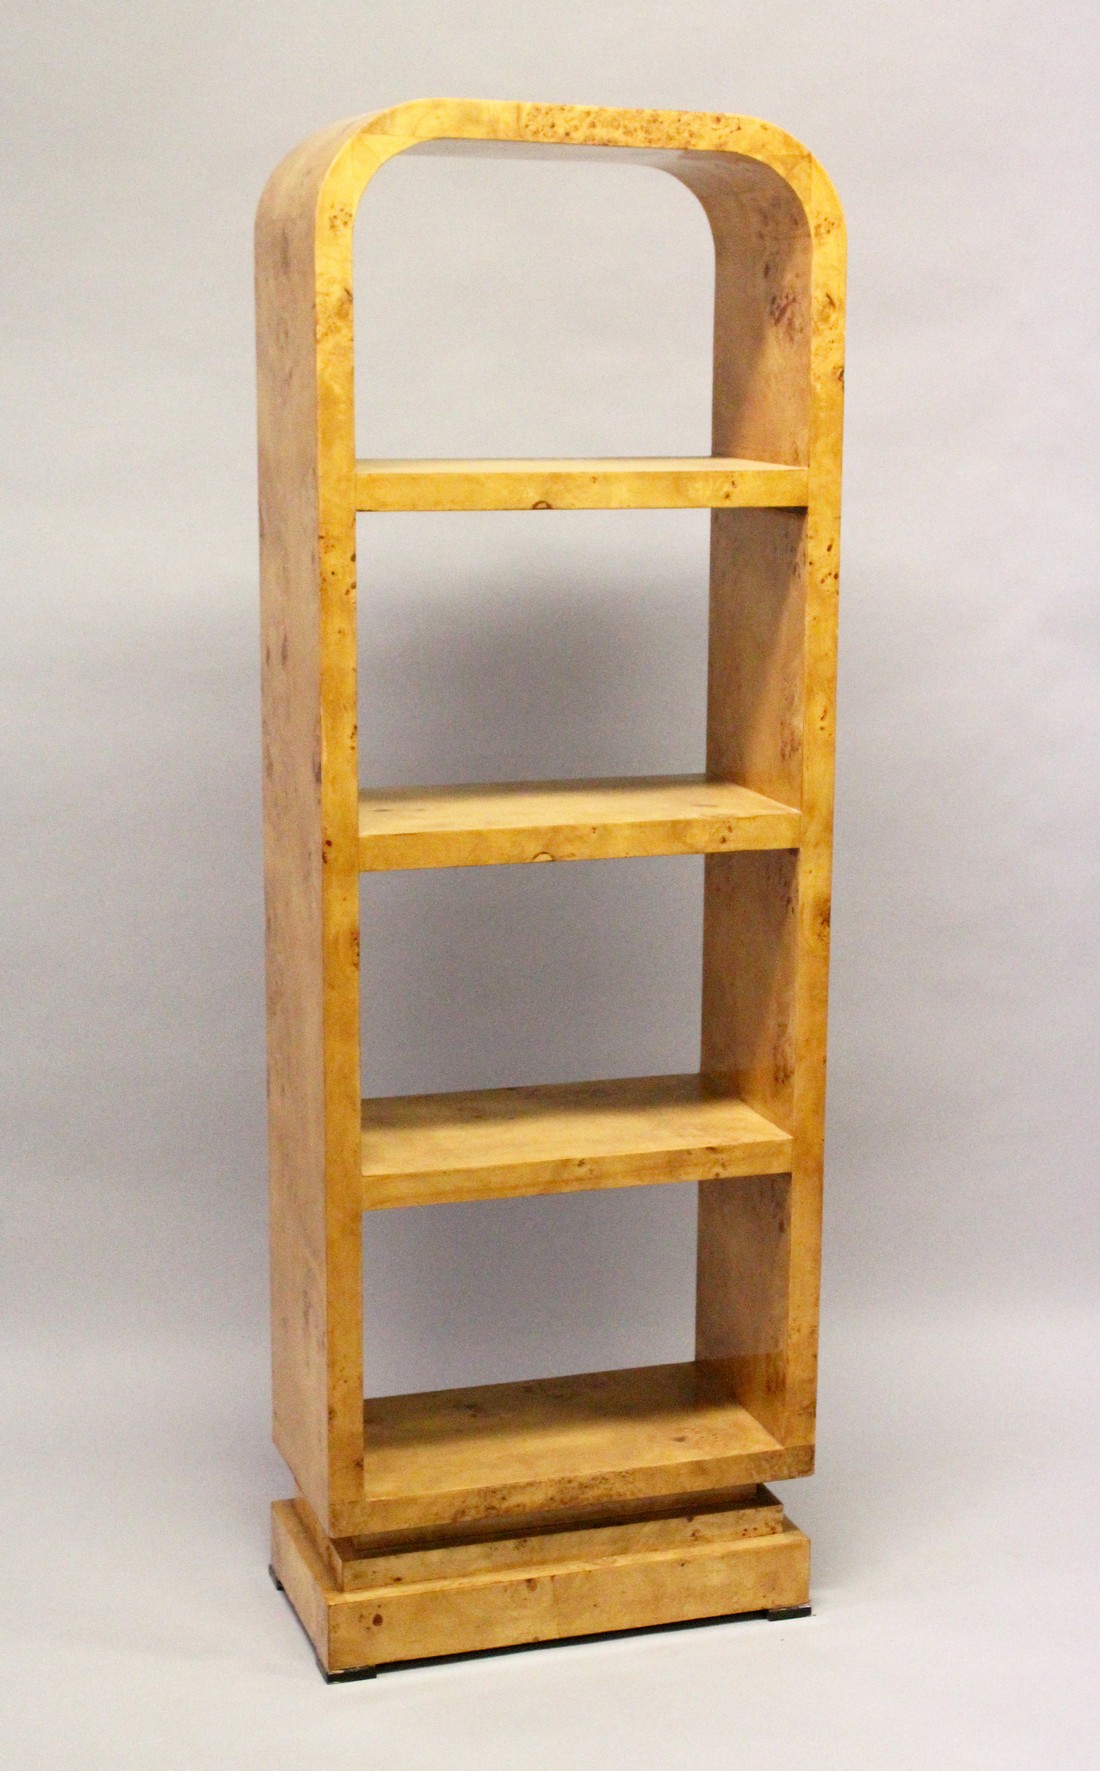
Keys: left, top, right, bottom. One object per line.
{"left": 257, "top": 99, "right": 844, "bottom": 254}
{"left": 255, "top": 99, "right": 844, "bottom": 517}
{"left": 357, "top": 97, "right": 811, "bottom": 162}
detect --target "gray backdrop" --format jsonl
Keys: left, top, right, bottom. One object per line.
{"left": 2, "top": 1, "right": 1098, "bottom": 1765}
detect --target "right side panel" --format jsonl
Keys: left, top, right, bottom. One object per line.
{"left": 692, "top": 154, "right": 844, "bottom": 1452}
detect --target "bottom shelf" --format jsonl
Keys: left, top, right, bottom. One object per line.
{"left": 361, "top": 1362, "right": 809, "bottom": 1536}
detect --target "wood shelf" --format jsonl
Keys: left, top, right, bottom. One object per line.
{"left": 259, "top": 98, "right": 845, "bottom": 1670}
{"left": 358, "top": 775, "right": 801, "bottom": 871}
{"left": 362, "top": 1362, "right": 808, "bottom": 1535}
{"left": 361, "top": 1072, "right": 792, "bottom": 1209}
{"left": 355, "top": 456, "right": 809, "bottom": 512}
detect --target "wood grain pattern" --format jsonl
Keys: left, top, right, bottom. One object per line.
{"left": 361, "top": 1072, "right": 791, "bottom": 1209}
{"left": 692, "top": 128, "right": 844, "bottom": 1453}
{"left": 356, "top": 457, "right": 807, "bottom": 511}
{"left": 358, "top": 775, "right": 800, "bottom": 870}
{"left": 328, "top": 1487, "right": 782, "bottom": 1589}
{"left": 356, "top": 1362, "right": 811, "bottom": 1537}
{"left": 697, "top": 1172, "right": 792, "bottom": 1441}
{"left": 258, "top": 97, "right": 843, "bottom": 1659}
{"left": 257, "top": 118, "right": 368, "bottom": 1529}
{"left": 272, "top": 1493, "right": 810, "bottom": 1674}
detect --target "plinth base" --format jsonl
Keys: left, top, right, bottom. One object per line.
{"left": 270, "top": 1488, "right": 810, "bottom": 1678}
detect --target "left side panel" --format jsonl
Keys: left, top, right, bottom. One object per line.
{"left": 256, "top": 123, "right": 367, "bottom": 1529}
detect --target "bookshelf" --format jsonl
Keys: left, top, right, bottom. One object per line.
{"left": 258, "top": 98, "right": 845, "bottom": 1678}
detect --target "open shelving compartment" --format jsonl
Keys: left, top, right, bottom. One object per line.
{"left": 258, "top": 99, "right": 845, "bottom": 1678}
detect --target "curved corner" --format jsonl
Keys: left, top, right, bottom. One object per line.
{"left": 255, "top": 116, "right": 367, "bottom": 249}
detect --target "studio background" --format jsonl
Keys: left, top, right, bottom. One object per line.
{"left": 2, "top": 2, "right": 1097, "bottom": 1765}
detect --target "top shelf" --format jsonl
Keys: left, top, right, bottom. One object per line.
{"left": 355, "top": 457, "right": 809, "bottom": 513}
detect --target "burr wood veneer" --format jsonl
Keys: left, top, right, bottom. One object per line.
{"left": 257, "top": 98, "right": 845, "bottom": 1678}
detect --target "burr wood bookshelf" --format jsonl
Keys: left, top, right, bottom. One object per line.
{"left": 257, "top": 99, "right": 845, "bottom": 1678}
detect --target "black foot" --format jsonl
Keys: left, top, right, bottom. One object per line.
{"left": 767, "top": 1604, "right": 812, "bottom": 1622}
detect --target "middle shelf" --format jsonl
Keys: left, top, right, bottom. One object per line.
{"left": 355, "top": 455, "right": 809, "bottom": 512}
{"left": 359, "top": 774, "right": 800, "bottom": 871}
{"left": 361, "top": 1072, "right": 791, "bottom": 1210}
